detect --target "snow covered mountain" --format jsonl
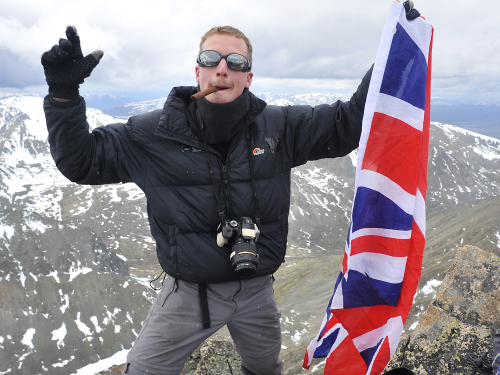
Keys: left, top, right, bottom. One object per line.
{"left": 0, "top": 96, "right": 156, "bottom": 375}
{"left": 1, "top": 94, "right": 499, "bottom": 374}
{"left": 102, "top": 92, "right": 352, "bottom": 119}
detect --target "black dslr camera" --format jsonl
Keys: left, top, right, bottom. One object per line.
{"left": 217, "top": 217, "right": 260, "bottom": 278}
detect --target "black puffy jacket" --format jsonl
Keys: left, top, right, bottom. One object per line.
{"left": 43, "top": 67, "right": 372, "bottom": 283}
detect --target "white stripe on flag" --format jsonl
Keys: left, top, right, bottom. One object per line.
{"left": 349, "top": 252, "right": 407, "bottom": 284}
{"left": 352, "top": 316, "right": 404, "bottom": 354}
{"left": 304, "top": 313, "right": 331, "bottom": 369}
{"left": 350, "top": 228, "right": 412, "bottom": 241}
{"left": 414, "top": 188, "right": 426, "bottom": 236}
{"left": 375, "top": 93, "right": 425, "bottom": 131}
{"left": 316, "top": 323, "right": 343, "bottom": 353}
{"left": 357, "top": 169, "right": 416, "bottom": 214}
{"left": 397, "top": 12, "right": 433, "bottom": 63}
{"left": 330, "top": 278, "right": 344, "bottom": 309}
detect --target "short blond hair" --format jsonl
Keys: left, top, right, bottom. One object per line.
{"left": 199, "top": 26, "right": 253, "bottom": 67}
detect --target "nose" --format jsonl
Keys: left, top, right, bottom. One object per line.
{"left": 216, "top": 57, "right": 228, "bottom": 77}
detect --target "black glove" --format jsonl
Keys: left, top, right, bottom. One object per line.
{"left": 403, "top": 0, "right": 421, "bottom": 21}
{"left": 41, "top": 26, "right": 103, "bottom": 100}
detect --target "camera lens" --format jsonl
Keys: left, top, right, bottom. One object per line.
{"left": 230, "top": 241, "right": 259, "bottom": 278}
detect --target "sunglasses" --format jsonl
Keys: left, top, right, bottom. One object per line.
{"left": 197, "top": 50, "right": 251, "bottom": 72}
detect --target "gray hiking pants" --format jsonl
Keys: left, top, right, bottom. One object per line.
{"left": 123, "top": 275, "right": 283, "bottom": 375}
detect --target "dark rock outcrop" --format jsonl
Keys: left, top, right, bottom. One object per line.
{"left": 387, "top": 246, "right": 500, "bottom": 374}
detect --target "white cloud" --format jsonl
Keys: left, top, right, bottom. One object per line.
{"left": 0, "top": 0, "right": 499, "bottom": 101}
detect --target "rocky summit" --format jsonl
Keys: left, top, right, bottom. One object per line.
{"left": 387, "top": 245, "right": 500, "bottom": 374}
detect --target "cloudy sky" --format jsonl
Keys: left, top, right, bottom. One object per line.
{"left": 1, "top": 0, "right": 498, "bottom": 102}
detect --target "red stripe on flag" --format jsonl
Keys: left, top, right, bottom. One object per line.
{"left": 397, "top": 219, "right": 425, "bottom": 320}
{"left": 321, "top": 314, "right": 341, "bottom": 339}
{"left": 369, "top": 337, "right": 392, "bottom": 375}
{"left": 362, "top": 112, "right": 423, "bottom": 195}
{"left": 302, "top": 351, "right": 311, "bottom": 369}
{"left": 324, "top": 338, "right": 367, "bottom": 375}
{"left": 350, "top": 235, "right": 411, "bottom": 258}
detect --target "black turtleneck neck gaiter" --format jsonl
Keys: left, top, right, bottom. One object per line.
{"left": 196, "top": 89, "right": 250, "bottom": 160}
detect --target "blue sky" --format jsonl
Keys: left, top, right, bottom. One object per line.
{"left": 1, "top": 0, "right": 499, "bottom": 103}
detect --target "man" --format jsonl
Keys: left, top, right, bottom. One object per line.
{"left": 42, "top": 25, "right": 373, "bottom": 374}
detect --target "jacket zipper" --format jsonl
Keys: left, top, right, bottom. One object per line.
{"left": 219, "top": 162, "right": 231, "bottom": 219}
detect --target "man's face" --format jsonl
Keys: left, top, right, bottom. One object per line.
{"left": 195, "top": 34, "right": 253, "bottom": 103}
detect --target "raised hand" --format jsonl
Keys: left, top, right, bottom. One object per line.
{"left": 403, "top": 0, "right": 421, "bottom": 21}
{"left": 41, "top": 26, "right": 103, "bottom": 100}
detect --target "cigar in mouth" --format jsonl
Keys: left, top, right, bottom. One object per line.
{"left": 191, "top": 86, "right": 221, "bottom": 101}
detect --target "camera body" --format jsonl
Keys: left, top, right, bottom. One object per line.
{"left": 217, "top": 217, "right": 260, "bottom": 278}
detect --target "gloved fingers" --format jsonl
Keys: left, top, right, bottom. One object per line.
{"left": 403, "top": 0, "right": 421, "bottom": 20}
{"left": 403, "top": 0, "right": 414, "bottom": 12}
{"left": 58, "top": 38, "right": 73, "bottom": 53}
{"left": 406, "top": 8, "right": 421, "bottom": 20}
{"left": 89, "top": 50, "right": 104, "bottom": 63}
{"left": 74, "top": 53, "right": 103, "bottom": 83}
{"left": 43, "top": 53, "right": 102, "bottom": 87}
{"left": 65, "top": 25, "right": 84, "bottom": 60}
{"left": 41, "top": 44, "right": 70, "bottom": 65}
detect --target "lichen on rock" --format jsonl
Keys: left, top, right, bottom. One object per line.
{"left": 387, "top": 246, "right": 500, "bottom": 374}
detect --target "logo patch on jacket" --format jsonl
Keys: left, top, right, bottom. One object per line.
{"left": 253, "top": 148, "right": 265, "bottom": 156}
{"left": 181, "top": 145, "right": 201, "bottom": 153}
{"left": 265, "top": 137, "right": 281, "bottom": 153}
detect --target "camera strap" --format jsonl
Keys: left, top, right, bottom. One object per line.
{"left": 198, "top": 283, "right": 211, "bottom": 329}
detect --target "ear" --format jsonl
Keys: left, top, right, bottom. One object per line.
{"left": 245, "top": 71, "right": 253, "bottom": 88}
{"left": 195, "top": 65, "right": 200, "bottom": 83}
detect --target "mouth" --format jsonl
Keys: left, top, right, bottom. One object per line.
{"left": 215, "top": 86, "right": 230, "bottom": 90}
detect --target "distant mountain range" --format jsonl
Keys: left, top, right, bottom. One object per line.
{"left": 0, "top": 95, "right": 499, "bottom": 374}
{"left": 2, "top": 90, "right": 499, "bottom": 139}
{"left": 101, "top": 93, "right": 500, "bottom": 140}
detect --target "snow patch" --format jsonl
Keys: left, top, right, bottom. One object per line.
{"left": 52, "top": 356, "right": 75, "bottom": 368}
{"left": 48, "top": 270, "right": 60, "bottom": 283}
{"left": 59, "top": 290, "right": 70, "bottom": 314}
{"left": 116, "top": 253, "right": 127, "bottom": 262}
{"left": 409, "top": 321, "right": 419, "bottom": 330}
{"left": 421, "top": 279, "right": 443, "bottom": 295}
{"left": 0, "top": 222, "right": 15, "bottom": 240}
{"left": 67, "top": 261, "right": 93, "bottom": 282}
{"left": 21, "top": 328, "right": 36, "bottom": 349}
{"left": 51, "top": 323, "right": 67, "bottom": 349}
{"left": 72, "top": 348, "right": 129, "bottom": 375}
{"left": 75, "top": 312, "right": 93, "bottom": 337}
{"left": 348, "top": 149, "right": 358, "bottom": 167}
{"left": 90, "top": 316, "right": 103, "bottom": 333}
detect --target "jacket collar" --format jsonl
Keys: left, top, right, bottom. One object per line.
{"left": 154, "top": 86, "right": 267, "bottom": 145}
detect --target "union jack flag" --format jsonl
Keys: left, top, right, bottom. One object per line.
{"left": 303, "top": 1, "right": 433, "bottom": 374}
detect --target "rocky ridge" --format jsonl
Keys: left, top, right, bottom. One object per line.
{"left": 387, "top": 246, "right": 500, "bottom": 374}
